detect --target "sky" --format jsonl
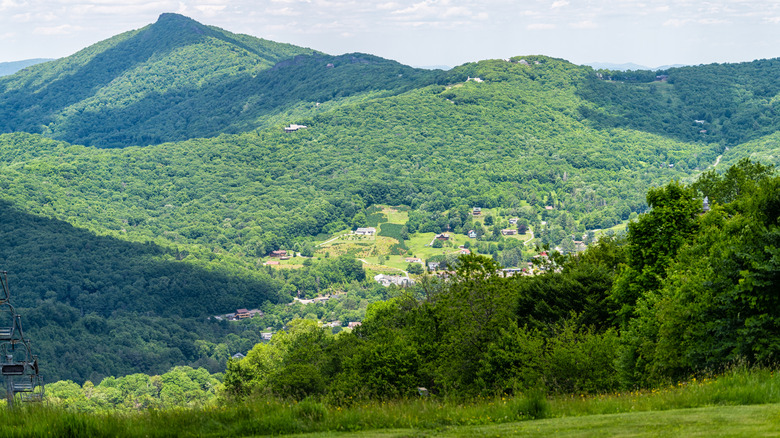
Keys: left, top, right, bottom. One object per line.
{"left": 2, "top": 0, "right": 780, "bottom": 69}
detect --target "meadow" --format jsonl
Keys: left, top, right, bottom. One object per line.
{"left": 5, "top": 366, "right": 779, "bottom": 437}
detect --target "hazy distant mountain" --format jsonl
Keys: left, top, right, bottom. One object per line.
{"left": 586, "top": 62, "right": 688, "bottom": 71}
{"left": 413, "top": 64, "right": 452, "bottom": 70}
{"left": 0, "top": 58, "right": 53, "bottom": 76}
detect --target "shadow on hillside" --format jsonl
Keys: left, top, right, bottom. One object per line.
{"left": 1, "top": 11, "right": 440, "bottom": 148}
{"left": 0, "top": 200, "right": 283, "bottom": 318}
{"left": 0, "top": 14, "right": 215, "bottom": 135}
{"left": 53, "top": 53, "right": 440, "bottom": 147}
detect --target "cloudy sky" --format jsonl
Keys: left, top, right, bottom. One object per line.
{"left": 2, "top": 0, "right": 780, "bottom": 68}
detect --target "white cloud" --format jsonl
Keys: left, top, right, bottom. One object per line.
{"left": 571, "top": 20, "right": 597, "bottom": 29}
{"left": 376, "top": 2, "right": 399, "bottom": 10}
{"left": 34, "top": 24, "right": 84, "bottom": 35}
{"left": 551, "top": 0, "right": 568, "bottom": 9}
{"left": 0, "top": 0, "right": 25, "bottom": 11}
{"left": 266, "top": 7, "right": 300, "bottom": 16}
{"left": 663, "top": 18, "right": 688, "bottom": 27}
{"left": 194, "top": 4, "right": 226, "bottom": 16}
{"left": 527, "top": 23, "right": 555, "bottom": 30}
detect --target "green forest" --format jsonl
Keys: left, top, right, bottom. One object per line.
{"left": 0, "top": 13, "right": 779, "bottom": 413}
{"left": 225, "top": 159, "right": 780, "bottom": 400}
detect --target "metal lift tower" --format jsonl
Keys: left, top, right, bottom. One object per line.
{"left": 0, "top": 272, "right": 44, "bottom": 408}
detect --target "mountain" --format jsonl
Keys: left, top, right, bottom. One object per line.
{"left": 1, "top": 14, "right": 780, "bottom": 383}
{"left": 0, "top": 58, "right": 54, "bottom": 77}
{"left": 585, "top": 62, "right": 652, "bottom": 71}
{"left": 580, "top": 58, "right": 780, "bottom": 146}
{"left": 585, "top": 62, "right": 688, "bottom": 71}
{"left": 0, "top": 13, "right": 438, "bottom": 148}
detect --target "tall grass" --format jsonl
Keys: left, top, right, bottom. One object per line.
{"left": 1, "top": 367, "right": 778, "bottom": 437}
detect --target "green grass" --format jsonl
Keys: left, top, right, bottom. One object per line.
{"left": 7, "top": 367, "right": 779, "bottom": 437}
{"left": 290, "top": 404, "right": 780, "bottom": 437}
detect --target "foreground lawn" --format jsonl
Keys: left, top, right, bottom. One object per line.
{"left": 4, "top": 368, "right": 780, "bottom": 437}
{"left": 291, "top": 404, "right": 780, "bottom": 437}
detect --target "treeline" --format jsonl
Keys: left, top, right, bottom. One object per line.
{"left": 46, "top": 366, "right": 221, "bottom": 411}
{"left": 225, "top": 159, "right": 780, "bottom": 400}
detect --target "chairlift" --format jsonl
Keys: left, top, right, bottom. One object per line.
{"left": 0, "top": 272, "right": 9, "bottom": 304}
{"left": 0, "top": 304, "right": 22, "bottom": 343}
{"left": 0, "top": 271, "right": 43, "bottom": 408}
{"left": 10, "top": 375, "right": 44, "bottom": 402}
{"left": 0, "top": 342, "right": 39, "bottom": 382}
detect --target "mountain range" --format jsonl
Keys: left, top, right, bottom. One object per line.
{"left": 1, "top": 13, "right": 780, "bottom": 382}
{"left": 0, "top": 58, "right": 54, "bottom": 77}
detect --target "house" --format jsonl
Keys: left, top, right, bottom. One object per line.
{"left": 466, "top": 76, "right": 484, "bottom": 83}
{"left": 501, "top": 229, "right": 517, "bottom": 236}
{"left": 508, "top": 217, "right": 519, "bottom": 225}
{"left": 428, "top": 261, "right": 441, "bottom": 271}
{"left": 263, "top": 260, "right": 280, "bottom": 266}
{"left": 545, "top": 206, "right": 555, "bottom": 211}
{"left": 435, "top": 233, "right": 450, "bottom": 241}
{"left": 270, "top": 250, "right": 288, "bottom": 258}
{"left": 374, "top": 274, "right": 414, "bottom": 287}
{"left": 261, "top": 332, "right": 273, "bottom": 341}
{"left": 405, "top": 257, "right": 423, "bottom": 263}
{"left": 348, "top": 322, "right": 362, "bottom": 329}
{"left": 472, "top": 207, "right": 482, "bottom": 215}
{"left": 459, "top": 248, "right": 471, "bottom": 255}
{"left": 248, "top": 309, "right": 264, "bottom": 318}
{"left": 573, "top": 241, "right": 587, "bottom": 252}
{"left": 236, "top": 309, "right": 251, "bottom": 319}
{"left": 355, "top": 227, "right": 377, "bottom": 236}
{"left": 232, "top": 352, "right": 246, "bottom": 359}
{"left": 501, "top": 268, "right": 524, "bottom": 277}
{"left": 284, "top": 124, "right": 307, "bottom": 132}
{"left": 468, "top": 230, "right": 477, "bottom": 238}
{"left": 322, "top": 320, "right": 341, "bottom": 328}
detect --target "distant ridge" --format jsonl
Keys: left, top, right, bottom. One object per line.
{"left": 0, "top": 58, "right": 54, "bottom": 77}
{"left": 586, "top": 62, "right": 688, "bottom": 71}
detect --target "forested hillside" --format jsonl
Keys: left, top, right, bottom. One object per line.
{"left": 0, "top": 13, "right": 437, "bottom": 148}
{"left": 226, "top": 160, "right": 780, "bottom": 400}
{"left": 1, "top": 14, "right": 780, "bottom": 387}
{"left": 582, "top": 58, "right": 780, "bottom": 147}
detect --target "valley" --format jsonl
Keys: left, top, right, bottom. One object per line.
{"left": 0, "top": 12, "right": 779, "bottom": 435}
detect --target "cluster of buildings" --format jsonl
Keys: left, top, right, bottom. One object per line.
{"left": 373, "top": 274, "right": 414, "bottom": 287}
{"left": 213, "top": 308, "right": 264, "bottom": 321}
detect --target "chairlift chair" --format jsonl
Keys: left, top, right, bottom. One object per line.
{"left": 0, "top": 272, "right": 9, "bottom": 304}
{"left": 0, "top": 303, "right": 22, "bottom": 343}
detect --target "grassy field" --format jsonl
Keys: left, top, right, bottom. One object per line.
{"left": 5, "top": 367, "right": 780, "bottom": 437}
{"left": 288, "top": 404, "right": 780, "bottom": 437}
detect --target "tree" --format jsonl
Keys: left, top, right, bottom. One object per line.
{"left": 611, "top": 180, "right": 701, "bottom": 322}
{"left": 407, "top": 263, "right": 424, "bottom": 275}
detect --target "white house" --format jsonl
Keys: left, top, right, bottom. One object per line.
{"left": 284, "top": 124, "right": 307, "bottom": 132}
